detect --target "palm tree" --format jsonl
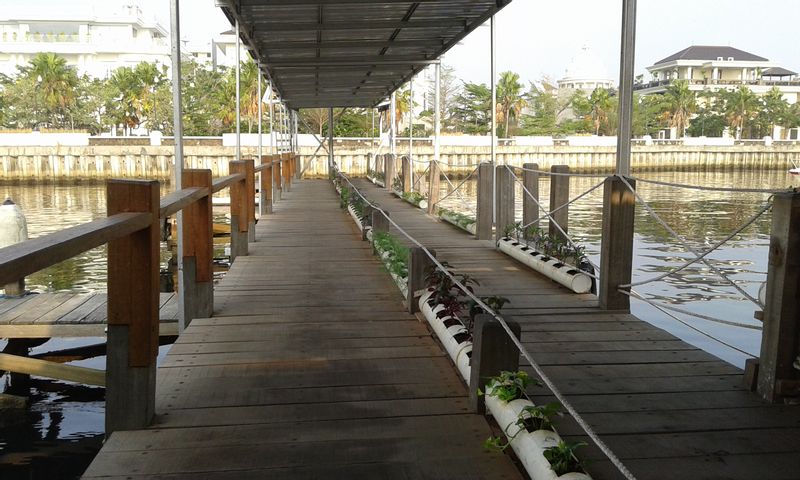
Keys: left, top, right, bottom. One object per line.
{"left": 587, "top": 87, "right": 613, "bottom": 135}
{"left": 496, "top": 71, "right": 525, "bottom": 137}
{"left": 394, "top": 87, "right": 412, "bottom": 134}
{"left": 663, "top": 80, "right": 697, "bottom": 138}
{"left": 239, "top": 60, "right": 261, "bottom": 133}
{"left": 25, "top": 53, "right": 78, "bottom": 127}
{"left": 722, "top": 86, "right": 761, "bottom": 139}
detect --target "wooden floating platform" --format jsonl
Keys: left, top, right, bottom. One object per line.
{"left": 352, "top": 179, "right": 800, "bottom": 480}
{"left": 0, "top": 292, "right": 179, "bottom": 338}
{"left": 82, "top": 180, "right": 522, "bottom": 479}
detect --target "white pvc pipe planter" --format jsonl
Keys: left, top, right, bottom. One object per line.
{"left": 439, "top": 210, "right": 477, "bottom": 236}
{"left": 393, "top": 191, "right": 428, "bottom": 210}
{"left": 485, "top": 395, "right": 590, "bottom": 480}
{"left": 419, "top": 289, "right": 472, "bottom": 383}
{"left": 377, "top": 247, "right": 409, "bottom": 299}
{"left": 496, "top": 238, "right": 592, "bottom": 294}
{"left": 347, "top": 204, "right": 364, "bottom": 232}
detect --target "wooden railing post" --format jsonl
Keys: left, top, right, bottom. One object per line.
{"left": 106, "top": 179, "right": 160, "bottom": 435}
{"left": 281, "top": 153, "right": 291, "bottom": 192}
{"left": 426, "top": 160, "right": 440, "bottom": 215}
{"left": 495, "top": 165, "right": 515, "bottom": 242}
{"left": 244, "top": 159, "right": 256, "bottom": 242}
{"left": 229, "top": 161, "right": 249, "bottom": 261}
{"left": 476, "top": 162, "right": 493, "bottom": 240}
{"left": 401, "top": 156, "right": 412, "bottom": 193}
{"left": 366, "top": 153, "right": 373, "bottom": 177}
{"left": 549, "top": 165, "right": 570, "bottom": 242}
{"left": 407, "top": 246, "right": 436, "bottom": 314}
{"left": 273, "top": 157, "right": 282, "bottom": 201}
{"left": 756, "top": 191, "right": 800, "bottom": 402}
{"left": 370, "top": 210, "right": 390, "bottom": 255}
{"left": 294, "top": 154, "right": 301, "bottom": 180}
{"left": 261, "top": 155, "right": 273, "bottom": 214}
{"left": 385, "top": 153, "right": 396, "bottom": 191}
{"left": 599, "top": 176, "right": 636, "bottom": 311}
{"left": 522, "top": 163, "right": 539, "bottom": 228}
{"left": 469, "top": 314, "right": 521, "bottom": 414}
{"left": 180, "top": 169, "right": 214, "bottom": 330}
{"left": 373, "top": 153, "right": 380, "bottom": 178}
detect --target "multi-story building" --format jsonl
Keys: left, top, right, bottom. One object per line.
{"left": 0, "top": 1, "right": 170, "bottom": 78}
{"left": 635, "top": 45, "right": 800, "bottom": 104}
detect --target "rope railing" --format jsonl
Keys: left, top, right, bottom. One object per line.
{"left": 519, "top": 180, "right": 605, "bottom": 231}
{"left": 506, "top": 166, "right": 601, "bottom": 278}
{"left": 437, "top": 161, "right": 477, "bottom": 213}
{"left": 629, "top": 176, "right": 795, "bottom": 194}
{"left": 621, "top": 289, "right": 758, "bottom": 357}
{"left": 331, "top": 164, "right": 638, "bottom": 480}
{"left": 433, "top": 166, "right": 479, "bottom": 210}
{"left": 617, "top": 176, "right": 764, "bottom": 308}
{"left": 411, "top": 164, "right": 430, "bottom": 192}
{"left": 511, "top": 165, "right": 612, "bottom": 179}
{"left": 619, "top": 200, "right": 773, "bottom": 292}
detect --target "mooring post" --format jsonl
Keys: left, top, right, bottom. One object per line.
{"left": 273, "top": 157, "right": 282, "bottom": 201}
{"left": 549, "top": 165, "right": 570, "bottom": 241}
{"left": 495, "top": 165, "right": 515, "bottom": 243}
{"left": 522, "top": 163, "right": 540, "bottom": 229}
{"left": 476, "top": 162, "right": 493, "bottom": 240}
{"left": 755, "top": 191, "right": 800, "bottom": 402}
{"left": 426, "top": 160, "right": 440, "bottom": 215}
{"left": 367, "top": 153, "right": 374, "bottom": 178}
{"left": 385, "top": 153, "right": 396, "bottom": 191}
{"left": 407, "top": 246, "right": 436, "bottom": 314}
{"left": 244, "top": 159, "right": 256, "bottom": 242}
{"left": 294, "top": 153, "right": 300, "bottom": 180}
{"left": 229, "top": 160, "right": 249, "bottom": 261}
{"left": 282, "top": 153, "right": 291, "bottom": 192}
{"left": 469, "top": 313, "right": 521, "bottom": 414}
{"left": 599, "top": 176, "right": 636, "bottom": 311}
{"left": 401, "top": 155, "right": 412, "bottom": 193}
{"left": 180, "top": 169, "right": 214, "bottom": 330}
{"left": 261, "top": 155, "right": 273, "bottom": 214}
{"left": 106, "top": 179, "right": 159, "bottom": 435}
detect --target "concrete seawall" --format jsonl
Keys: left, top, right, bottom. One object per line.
{"left": 0, "top": 144, "right": 797, "bottom": 182}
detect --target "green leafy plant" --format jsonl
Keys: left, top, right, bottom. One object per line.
{"left": 339, "top": 185, "right": 351, "bottom": 209}
{"left": 483, "top": 436, "right": 509, "bottom": 452}
{"left": 467, "top": 296, "right": 510, "bottom": 334}
{"left": 373, "top": 231, "right": 409, "bottom": 278}
{"left": 482, "top": 370, "right": 540, "bottom": 402}
{"left": 401, "top": 191, "right": 427, "bottom": 206}
{"left": 392, "top": 175, "right": 403, "bottom": 192}
{"left": 516, "top": 402, "right": 563, "bottom": 432}
{"left": 502, "top": 223, "right": 516, "bottom": 239}
{"left": 543, "top": 441, "right": 587, "bottom": 476}
{"left": 438, "top": 207, "right": 477, "bottom": 231}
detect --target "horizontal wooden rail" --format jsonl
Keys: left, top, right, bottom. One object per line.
{"left": 254, "top": 162, "right": 277, "bottom": 173}
{"left": 0, "top": 353, "right": 105, "bottom": 387}
{"left": 0, "top": 212, "right": 152, "bottom": 286}
{"left": 211, "top": 173, "right": 246, "bottom": 193}
{"left": 159, "top": 187, "right": 207, "bottom": 219}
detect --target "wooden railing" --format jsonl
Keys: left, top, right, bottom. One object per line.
{"left": 0, "top": 153, "right": 299, "bottom": 436}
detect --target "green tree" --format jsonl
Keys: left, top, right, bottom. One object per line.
{"left": 23, "top": 52, "right": 79, "bottom": 128}
{"left": 662, "top": 80, "right": 697, "bottom": 137}
{"left": 496, "top": 71, "right": 525, "bottom": 137}
{"left": 755, "top": 87, "right": 790, "bottom": 137}
{"left": 721, "top": 86, "right": 761, "bottom": 139}
{"left": 573, "top": 87, "right": 614, "bottom": 135}
{"left": 453, "top": 82, "right": 491, "bottom": 134}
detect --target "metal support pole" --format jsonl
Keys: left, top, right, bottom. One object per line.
{"left": 390, "top": 91, "right": 397, "bottom": 156}
{"left": 409, "top": 78, "right": 414, "bottom": 189}
{"left": 257, "top": 70, "right": 265, "bottom": 216}
{"left": 434, "top": 63, "right": 441, "bottom": 163}
{"left": 235, "top": 19, "right": 241, "bottom": 162}
{"left": 269, "top": 85, "right": 276, "bottom": 155}
{"left": 616, "top": 0, "right": 637, "bottom": 176}
{"left": 328, "top": 107, "right": 334, "bottom": 173}
{"left": 169, "top": 0, "right": 187, "bottom": 331}
{"left": 490, "top": 15, "right": 497, "bottom": 225}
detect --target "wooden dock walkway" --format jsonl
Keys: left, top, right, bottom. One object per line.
{"left": 352, "top": 179, "right": 800, "bottom": 480}
{"left": 82, "top": 179, "right": 523, "bottom": 479}
{"left": 0, "top": 292, "right": 179, "bottom": 338}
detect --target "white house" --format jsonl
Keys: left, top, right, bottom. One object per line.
{"left": 636, "top": 45, "right": 800, "bottom": 104}
{"left": 0, "top": 0, "right": 170, "bottom": 78}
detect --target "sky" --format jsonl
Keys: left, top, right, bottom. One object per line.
{"left": 144, "top": 0, "right": 800, "bottom": 86}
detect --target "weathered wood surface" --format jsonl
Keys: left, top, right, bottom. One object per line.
{"left": 82, "top": 179, "right": 522, "bottom": 480}
{"left": 0, "top": 293, "right": 178, "bottom": 338}
{"left": 351, "top": 178, "right": 800, "bottom": 480}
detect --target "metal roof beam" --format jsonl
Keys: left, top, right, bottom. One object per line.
{"left": 257, "top": 39, "right": 443, "bottom": 50}
{"left": 249, "top": 19, "right": 466, "bottom": 31}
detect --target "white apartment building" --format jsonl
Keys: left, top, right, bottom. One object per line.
{"left": 0, "top": 1, "right": 170, "bottom": 78}
{"left": 636, "top": 45, "right": 800, "bottom": 104}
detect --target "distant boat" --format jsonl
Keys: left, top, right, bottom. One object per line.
{"left": 790, "top": 167, "right": 800, "bottom": 175}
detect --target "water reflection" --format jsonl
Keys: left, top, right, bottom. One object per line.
{"left": 432, "top": 168, "right": 792, "bottom": 365}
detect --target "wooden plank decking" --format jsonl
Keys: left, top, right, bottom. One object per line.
{"left": 353, "top": 179, "right": 800, "bottom": 480}
{"left": 0, "top": 292, "right": 179, "bottom": 338}
{"left": 82, "top": 179, "right": 523, "bottom": 479}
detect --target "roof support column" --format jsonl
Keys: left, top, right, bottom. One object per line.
{"left": 257, "top": 69, "right": 265, "bottom": 215}
{"left": 616, "top": 0, "right": 637, "bottom": 176}
{"left": 328, "top": 107, "right": 334, "bottom": 173}
{"left": 269, "top": 83, "right": 276, "bottom": 155}
{"left": 235, "top": 18, "right": 241, "bottom": 162}
{"left": 409, "top": 78, "right": 414, "bottom": 188}
{"left": 169, "top": 0, "right": 187, "bottom": 331}
{"left": 490, "top": 15, "right": 497, "bottom": 225}
{"left": 434, "top": 63, "right": 441, "bottom": 163}
{"left": 390, "top": 91, "right": 397, "bottom": 156}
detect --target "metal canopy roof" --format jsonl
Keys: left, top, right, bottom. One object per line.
{"left": 218, "top": 0, "right": 512, "bottom": 110}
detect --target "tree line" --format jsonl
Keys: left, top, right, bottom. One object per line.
{"left": 2, "top": 53, "right": 799, "bottom": 139}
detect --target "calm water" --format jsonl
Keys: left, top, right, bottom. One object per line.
{"left": 433, "top": 168, "right": 797, "bottom": 367}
